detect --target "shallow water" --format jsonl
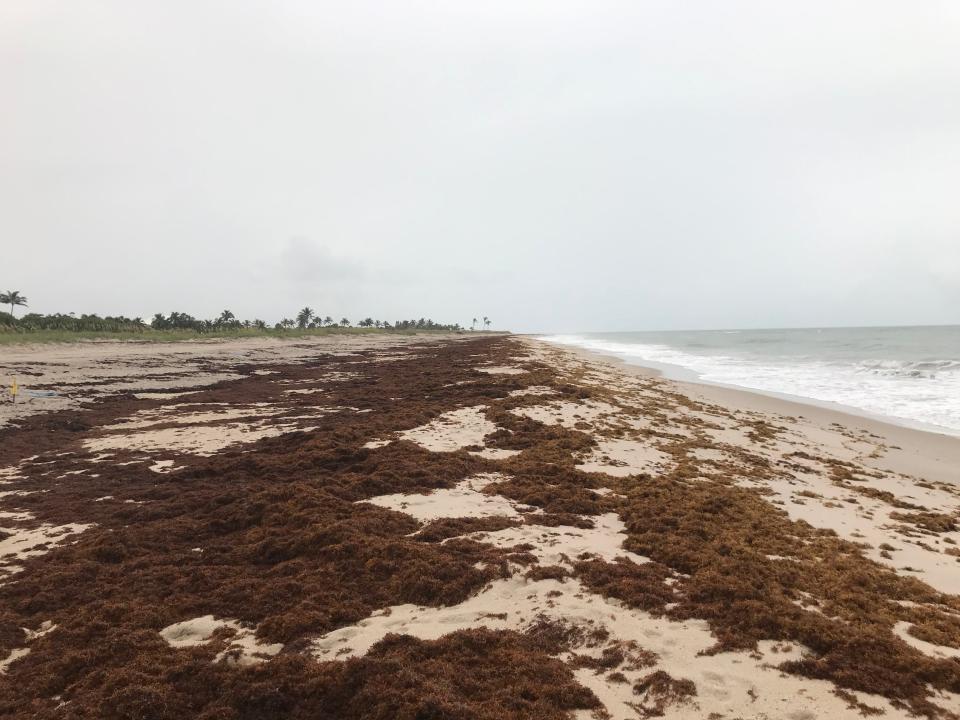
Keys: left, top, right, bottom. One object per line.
{"left": 544, "top": 326, "right": 960, "bottom": 435}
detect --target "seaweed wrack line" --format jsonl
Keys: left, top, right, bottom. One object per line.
{"left": 1, "top": 334, "right": 960, "bottom": 719}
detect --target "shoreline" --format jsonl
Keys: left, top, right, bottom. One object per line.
{"left": 529, "top": 337, "right": 960, "bottom": 486}
{"left": 531, "top": 334, "right": 960, "bottom": 440}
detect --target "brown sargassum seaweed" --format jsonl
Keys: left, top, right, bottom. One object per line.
{"left": 0, "top": 336, "right": 958, "bottom": 718}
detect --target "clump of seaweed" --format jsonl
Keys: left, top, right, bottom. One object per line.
{"left": 631, "top": 669, "right": 697, "bottom": 716}
{"left": 415, "top": 516, "right": 521, "bottom": 543}
{"left": 889, "top": 511, "right": 958, "bottom": 534}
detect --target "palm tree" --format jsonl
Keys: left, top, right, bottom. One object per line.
{"left": 323, "top": 315, "right": 333, "bottom": 326}
{"left": 296, "top": 307, "right": 314, "bottom": 329}
{"left": 339, "top": 317, "right": 350, "bottom": 327}
{"left": 471, "top": 317, "right": 477, "bottom": 331}
{"left": 1, "top": 291, "right": 28, "bottom": 317}
{"left": 483, "top": 316, "right": 491, "bottom": 331}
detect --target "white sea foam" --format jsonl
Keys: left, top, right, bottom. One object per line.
{"left": 544, "top": 329, "right": 960, "bottom": 435}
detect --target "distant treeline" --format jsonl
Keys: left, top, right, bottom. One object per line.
{"left": 0, "top": 312, "right": 148, "bottom": 332}
{"left": 0, "top": 309, "right": 468, "bottom": 334}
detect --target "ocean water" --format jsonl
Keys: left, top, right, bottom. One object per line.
{"left": 543, "top": 326, "right": 960, "bottom": 436}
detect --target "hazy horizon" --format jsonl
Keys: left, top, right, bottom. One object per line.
{"left": 3, "top": 1, "right": 959, "bottom": 333}
{"left": 547, "top": 322, "right": 960, "bottom": 335}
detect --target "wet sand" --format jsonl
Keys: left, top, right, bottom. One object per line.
{"left": 1, "top": 334, "right": 959, "bottom": 719}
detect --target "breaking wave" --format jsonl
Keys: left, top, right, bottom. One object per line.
{"left": 543, "top": 331, "right": 960, "bottom": 435}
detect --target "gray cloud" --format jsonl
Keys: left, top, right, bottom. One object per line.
{"left": 279, "top": 238, "right": 365, "bottom": 287}
{"left": 1, "top": 1, "right": 958, "bottom": 331}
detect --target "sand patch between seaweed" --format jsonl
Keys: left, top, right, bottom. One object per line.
{"left": 511, "top": 399, "right": 621, "bottom": 430}
{"left": 0, "top": 515, "right": 92, "bottom": 580}
{"left": 159, "top": 615, "right": 283, "bottom": 666}
{"left": 83, "top": 404, "right": 331, "bottom": 456}
{"left": 398, "top": 405, "right": 497, "bottom": 452}
{"left": 576, "top": 438, "right": 674, "bottom": 478}
{"left": 463, "top": 513, "right": 649, "bottom": 567}
{"left": 477, "top": 366, "right": 527, "bottom": 375}
{"left": 363, "top": 474, "right": 528, "bottom": 521}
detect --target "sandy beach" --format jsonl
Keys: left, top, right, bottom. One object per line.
{"left": 1, "top": 334, "right": 959, "bottom": 719}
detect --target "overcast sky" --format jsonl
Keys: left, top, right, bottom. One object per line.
{"left": 2, "top": 1, "right": 959, "bottom": 332}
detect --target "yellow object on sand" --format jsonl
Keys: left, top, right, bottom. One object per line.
{"left": 10, "top": 377, "right": 17, "bottom": 402}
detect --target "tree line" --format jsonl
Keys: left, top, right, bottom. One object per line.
{"left": 0, "top": 291, "right": 493, "bottom": 335}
